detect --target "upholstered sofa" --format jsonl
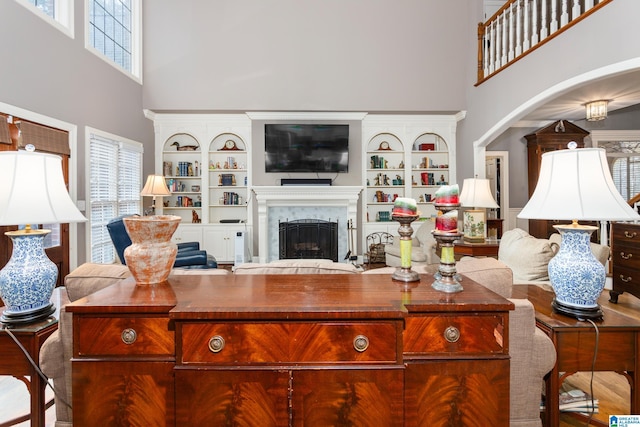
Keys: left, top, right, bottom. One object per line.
{"left": 41, "top": 257, "right": 555, "bottom": 427}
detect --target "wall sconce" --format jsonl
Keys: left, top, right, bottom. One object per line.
{"left": 585, "top": 100, "right": 608, "bottom": 121}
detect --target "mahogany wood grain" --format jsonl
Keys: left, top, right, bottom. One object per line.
{"left": 69, "top": 273, "right": 513, "bottom": 427}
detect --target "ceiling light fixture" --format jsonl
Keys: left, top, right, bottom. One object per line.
{"left": 585, "top": 100, "right": 608, "bottom": 121}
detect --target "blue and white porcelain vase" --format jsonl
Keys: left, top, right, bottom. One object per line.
{"left": 0, "top": 230, "right": 57, "bottom": 321}
{"left": 548, "top": 225, "right": 605, "bottom": 310}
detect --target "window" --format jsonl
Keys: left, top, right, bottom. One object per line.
{"left": 613, "top": 156, "right": 640, "bottom": 201}
{"left": 87, "top": 0, "right": 142, "bottom": 81}
{"left": 15, "top": 0, "right": 74, "bottom": 37}
{"left": 89, "top": 130, "right": 143, "bottom": 263}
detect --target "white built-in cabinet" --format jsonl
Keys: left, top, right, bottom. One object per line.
{"left": 148, "top": 112, "right": 253, "bottom": 263}
{"left": 361, "top": 115, "right": 458, "bottom": 246}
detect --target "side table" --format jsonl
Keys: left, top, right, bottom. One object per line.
{"left": 453, "top": 239, "right": 500, "bottom": 260}
{"left": 513, "top": 284, "right": 640, "bottom": 427}
{"left": 0, "top": 289, "right": 60, "bottom": 427}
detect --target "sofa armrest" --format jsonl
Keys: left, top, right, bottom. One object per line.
{"left": 39, "top": 329, "right": 64, "bottom": 379}
{"left": 177, "top": 241, "right": 200, "bottom": 252}
{"left": 174, "top": 250, "right": 208, "bottom": 267}
{"left": 508, "top": 298, "right": 556, "bottom": 425}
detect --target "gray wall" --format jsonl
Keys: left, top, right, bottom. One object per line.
{"left": 0, "top": 1, "right": 153, "bottom": 263}
{"left": 142, "top": 0, "right": 470, "bottom": 112}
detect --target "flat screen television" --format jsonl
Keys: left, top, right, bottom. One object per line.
{"left": 265, "top": 124, "right": 349, "bottom": 173}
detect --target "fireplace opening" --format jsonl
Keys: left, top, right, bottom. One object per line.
{"left": 279, "top": 219, "right": 339, "bottom": 262}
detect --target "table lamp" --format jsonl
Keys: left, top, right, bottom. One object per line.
{"left": 518, "top": 144, "right": 640, "bottom": 320}
{"left": 459, "top": 178, "right": 499, "bottom": 243}
{"left": 0, "top": 145, "right": 87, "bottom": 324}
{"left": 141, "top": 174, "right": 170, "bottom": 215}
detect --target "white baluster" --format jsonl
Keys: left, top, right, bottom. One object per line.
{"left": 489, "top": 21, "right": 495, "bottom": 75}
{"left": 531, "top": 0, "right": 539, "bottom": 45}
{"left": 550, "top": 0, "right": 559, "bottom": 33}
{"left": 508, "top": 3, "right": 515, "bottom": 62}
{"left": 560, "top": 0, "right": 569, "bottom": 26}
{"left": 540, "top": 0, "right": 548, "bottom": 39}
{"left": 483, "top": 30, "right": 490, "bottom": 77}
{"left": 515, "top": 0, "right": 523, "bottom": 56}
{"left": 495, "top": 18, "right": 502, "bottom": 70}
{"left": 572, "top": 0, "right": 581, "bottom": 20}
{"left": 523, "top": 0, "right": 531, "bottom": 51}
{"left": 501, "top": 12, "right": 508, "bottom": 67}
{"left": 585, "top": 0, "right": 594, "bottom": 10}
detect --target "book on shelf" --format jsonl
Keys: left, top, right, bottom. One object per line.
{"left": 540, "top": 387, "right": 599, "bottom": 413}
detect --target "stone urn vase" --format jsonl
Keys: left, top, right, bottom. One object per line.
{"left": 123, "top": 215, "right": 181, "bottom": 284}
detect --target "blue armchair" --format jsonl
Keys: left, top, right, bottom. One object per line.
{"left": 107, "top": 215, "right": 217, "bottom": 269}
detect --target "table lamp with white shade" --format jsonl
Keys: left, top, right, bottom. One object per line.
{"left": 459, "top": 177, "right": 499, "bottom": 243}
{"left": 0, "top": 145, "right": 87, "bottom": 324}
{"left": 518, "top": 144, "right": 639, "bottom": 320}
{"left": 141, "top": 174, "right": 171, "bottom": 215}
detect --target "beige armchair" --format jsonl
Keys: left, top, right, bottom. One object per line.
{"left": 384, "top": 220, "right": 439, "bottom": 266}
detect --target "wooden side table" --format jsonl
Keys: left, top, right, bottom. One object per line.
{"left": 513, "top": 284, "right": 640, "bottom": 427}
{"left": 452, "top": 239, "right": 500, "bottom": 260}
{"left": 0, "top": 290, "right": 60, "bottom": 427}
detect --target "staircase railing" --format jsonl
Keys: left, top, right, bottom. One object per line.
{"left": 477, "top": 0, "right": 613, "bottom": 84}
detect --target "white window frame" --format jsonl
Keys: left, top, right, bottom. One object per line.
{"left": 84, "top": 0, "right": 143, "bottom": 83}
{"left": 14, "top": 0, "right": 74, "bottom": 38}
{"left": 87, "top": 127, "right": 143, "bottom": 264}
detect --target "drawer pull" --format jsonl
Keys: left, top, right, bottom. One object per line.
{"left": 620, "top": 274, "right": 633, "bottom": 283}
{"left": 625, "top": 231, "right": 637, "bottom": 239}
{"left": 621, "top": 252, "right": 633, "bottom": 260}
{"left": 208, "top": 335, "right": 225, "bottom": 353}
{"left": 121, "top": 328, "right": 137, "bottom": 345}
{"left": 353, "top": 335, "right": 369, "bottom": 353}
{"left": 444, "top": 326, "right": 460, "bottom": 343}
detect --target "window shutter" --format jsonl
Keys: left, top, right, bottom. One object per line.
{"left": 15, "top": 120, "right": 69, "bottom": 155}
{"left": 89, "top": 133, "right": 143, "bottom": 263}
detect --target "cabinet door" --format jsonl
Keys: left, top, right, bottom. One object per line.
{"left": 292, "top": 369, "right": 404, "bottom": 427}
{"left": 73, "top": 361, "right": 174, "bottom": 427}
{"left": 176, "top": 370, "right": 289, "bottom": 426}
{"left": 405, "top": 360, "right": 509, "bottom": 427}
{"left": 203, "top": 227, "right": 233, "bottom": 262}
{"left": 172, "top": 225, "right": 203, "bottom": 246}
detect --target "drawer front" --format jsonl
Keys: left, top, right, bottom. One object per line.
{"left": 612, "top": 242, "right": 640, "bottom": 270}
{"left": 613, "top": 265, "right": 640, "bottom": 288}
{"left": 613, "top": 223, "right": 640, "bottom": 244}
{"left": 75, "top": 316, "right": 174, "bottom": 357}
{"left": 404, "top": 314, "right": 507, "bottom": 356}
{"left": 179, "top": 322, "right": 399, "bottom": 365}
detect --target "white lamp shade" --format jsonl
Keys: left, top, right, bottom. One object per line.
{"left": 0, "top": 150, "right": 86, "bottom": 226}
{"left": 141, "top": 174, "right": 171, "bottom": 197}
{"left": 459, "top": 178, "right": 499, "bottom": 208}
{"left": 518, "top": 147, "right": 639, "bottom": 221}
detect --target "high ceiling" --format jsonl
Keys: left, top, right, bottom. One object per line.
{"left": 520, "top": 69, "right": 640, "bottom": 122}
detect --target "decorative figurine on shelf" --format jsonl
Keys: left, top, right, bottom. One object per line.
{"left": 391, "top": 198, "right": 420, "bottom": 284}
{"left": 431, "top": 185, "right": 463, "bottom": 293}
{"left": 192, "top": 210, "right": 201, "bottom": 224}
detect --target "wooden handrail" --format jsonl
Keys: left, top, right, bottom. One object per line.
{"left": 477, "top": 0, "right": 612, "bottom": 85}
{"left": 629, "top": 192, "right": 640, "bottom": 207}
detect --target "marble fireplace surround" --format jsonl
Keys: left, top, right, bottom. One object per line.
{"left": 253, "top": 186, "right": 362, "bottom": 263}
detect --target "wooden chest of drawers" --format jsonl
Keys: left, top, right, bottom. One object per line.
{"left": 69, "top": 273, "right": 513, "bottom": 427}
{"left": 610, "top": 221, "right": 640, "bottom": 303}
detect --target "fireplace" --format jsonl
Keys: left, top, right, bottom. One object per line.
{"left": 252, "top": 186, "right": 362, "bottom": 263}
{"left": 279, "top": 219, "right": 338, "bottom": 261}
